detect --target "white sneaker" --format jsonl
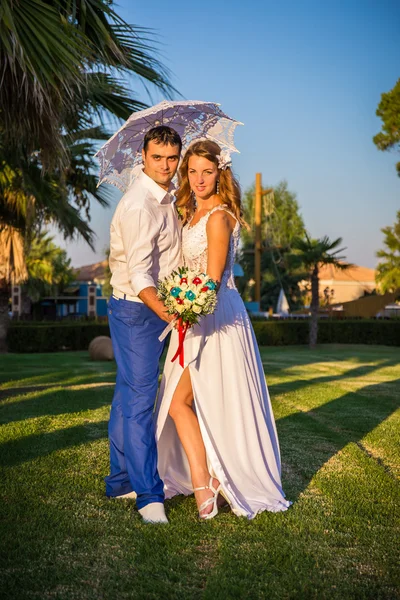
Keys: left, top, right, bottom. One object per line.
{"left": 115, "top": 491, "right": 137, "bottom": 500}
{"left": 138, "top": 502, "right": 169, "bottom": 524}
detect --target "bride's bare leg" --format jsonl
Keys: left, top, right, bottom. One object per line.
{"left": 168, "top": 367, "right": 219, "bottom": 515}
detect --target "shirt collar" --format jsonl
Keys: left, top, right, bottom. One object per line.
{"left": 138, "top": 169, "right": 176, "bottom": 204}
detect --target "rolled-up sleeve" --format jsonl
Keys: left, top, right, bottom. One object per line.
{"left": 120, "top": 207, "right": 159, "bottom": 295}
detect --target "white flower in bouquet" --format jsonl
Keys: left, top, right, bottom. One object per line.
{"left": 157, "top": 266, "right": 218, "bottom": 327}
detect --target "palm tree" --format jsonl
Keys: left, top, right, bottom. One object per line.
{"left": 0, "top": 133, "right": 105, "bottom": 242}
{"left": 0, "top": 227, "right": 27, "bottom": 351}
{"left": 0, "top": 0, "right": 176, "bottom": 238}
{"left": 375, "top": 210, "right": 400, "bottom": 293}
{"left": 0, "top": 131, "right": 113, "bottom": 347}
{"left": 0, "top": 0, "right": 178, "bottom": 350}
{"left": 24, "top": 232, "right": 75, "bottom": 301}
{"left": 291, "top": 234, "right": 352, "bottom": 348}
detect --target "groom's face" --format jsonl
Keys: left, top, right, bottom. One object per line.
{"left": 142, "top": 141, "right": 180, "bottom": 191}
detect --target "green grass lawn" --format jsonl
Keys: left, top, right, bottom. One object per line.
{"left": 0, "top": 345, "right": 399, "bottom": 599}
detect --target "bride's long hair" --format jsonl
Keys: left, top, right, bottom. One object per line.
{"left": 176, "top": 140, "right": 246, "bottom": 227}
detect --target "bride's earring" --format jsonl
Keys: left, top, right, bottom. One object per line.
{"left": 216, "top": 180, "right": 220, "bottom": 194}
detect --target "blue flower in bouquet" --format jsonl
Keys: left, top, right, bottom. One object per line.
{"left": 185, "top": 290, "right": 196, "bottom": 301}
{"left": 205, "top": 280, "right": 217, "bottom": 290}
{"left": 170, "top": 287, "right": 181, "bottom": 298}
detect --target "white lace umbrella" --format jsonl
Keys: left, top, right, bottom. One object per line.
{"left": 95, "top": 100, "right": 242, "bottom": 191}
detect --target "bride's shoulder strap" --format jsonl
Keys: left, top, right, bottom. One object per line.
{"left": 206, "top": 205, "right": 239, "bottom": 227}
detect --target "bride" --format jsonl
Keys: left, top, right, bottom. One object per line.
{"left": 155, "top": 140, "right": 291, "bottom": 519}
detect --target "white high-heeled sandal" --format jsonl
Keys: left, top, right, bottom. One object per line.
{"left": 193, "top": 477, "right": 221, "bottom": 520}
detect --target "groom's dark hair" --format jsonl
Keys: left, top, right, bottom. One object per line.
{"left": 143, "top": 126, "right": 182, "bottom": 153}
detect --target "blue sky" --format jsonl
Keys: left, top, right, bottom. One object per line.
{"left": 59, "top": 0, "right": 400, "bottom": 269}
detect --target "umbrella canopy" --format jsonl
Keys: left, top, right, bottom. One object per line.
{"left": 276, "top": 288, "right": 290, "bottom": 316}
{"left": 95, "top": 100, "right": 242, "bottom": 191}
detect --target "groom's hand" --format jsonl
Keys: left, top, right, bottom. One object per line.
{"left": 138, "top": 287, "right": 175, "bottom": 322}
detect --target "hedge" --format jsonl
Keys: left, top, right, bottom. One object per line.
{"left": 316, "top": 319, "right": 400, "bottom": 346}
{"left": 6, "top": 319, "right": 400, "bottom": 353}
{"left": 7, "top": 322, "right": 110, "bottom": 353}
{"left": 252, "top": 319, "right": 400, "bottom": 347}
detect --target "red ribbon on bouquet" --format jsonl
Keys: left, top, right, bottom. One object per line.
{"left": 171, "top": 318, "right": 189, "bottom": 368}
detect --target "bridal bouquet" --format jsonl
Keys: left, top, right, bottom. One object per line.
{"left": 157, "top": 267, "right": 218, "bottom": 367}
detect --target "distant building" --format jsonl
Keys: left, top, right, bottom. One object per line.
{"left": 11, "top": 260, "right": 109, "bottom": 319}
{"left": 318, "top": 264, "right": 376, "bottom": 302}
{"left": 299, "top": 263, "right": 377, "bottom": 305}
{"left": 59, "top": 260, "right": 109, "bottom": 318}
{"left": 75, "top": 260, "right": 108, "bottom": 285}
{"left": 332, "top": 290, "right": 400, "bottom": 318}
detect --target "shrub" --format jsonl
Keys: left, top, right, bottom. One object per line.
{"left": 7, "top": 322, "right": 110, "bottom": 353}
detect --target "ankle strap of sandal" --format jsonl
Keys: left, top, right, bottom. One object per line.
{"left": 194, "top": 476, "right": 219, "bottom": 494}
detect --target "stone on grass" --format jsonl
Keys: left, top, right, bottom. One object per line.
{"left": 88, "top": 336, "right": 114, "bottom": 361}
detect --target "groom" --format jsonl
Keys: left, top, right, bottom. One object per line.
{"left": 106, "top": 126, "right": 182, "bottom": 523}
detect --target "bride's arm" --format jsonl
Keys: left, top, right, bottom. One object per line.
{"left": 205, "top": 211, "right": 235, "bottom": 284}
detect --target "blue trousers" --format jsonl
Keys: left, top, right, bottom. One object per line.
{"left": 105, "top": 295, "right": 167, "bottom": 509}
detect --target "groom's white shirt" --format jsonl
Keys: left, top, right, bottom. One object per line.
{"left": 109, "top": 170, "right": 182, "bottom": 300}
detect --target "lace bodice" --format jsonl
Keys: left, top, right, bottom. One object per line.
{"left": 182, "top": 205, "right": 241, "bottom": 292}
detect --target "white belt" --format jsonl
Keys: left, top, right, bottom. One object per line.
{"left": 112, "top": 289, "right": 143, "bottom": 303}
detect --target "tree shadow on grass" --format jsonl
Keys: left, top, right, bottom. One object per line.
{"left": 262, "top": 345, "right": 399, "bottom": 377}
{"left": 0, "top": 385, "right": 113, "bottom": 425}
{"left": 268, "top": 358, "right": 400, "bottom": 400}
{"left": 0, "top": 418, "right": 109, "bottom": 468}
{"left": 276, "top": 377, "right": 400, "bottom": 501}
{"left": 0, "top": 371, "right": 116, "bottom": 394}
{"left": 0, "top": 361, "right": 116, "bottom": 393}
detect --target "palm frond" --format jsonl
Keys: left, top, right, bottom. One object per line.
{"left": 291, "top": 233, "right": 351, "bottom": 271}
{"left": 72, "top": 72, "right": 148, "bottom": 122}
{"left": 0, "top": 225, "right": 28, "bottom": 284}
{"left": 0, "top": 0, "right": 94, "bottom": 166}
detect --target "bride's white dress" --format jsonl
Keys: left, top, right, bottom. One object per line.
{"left": 155, "top": 205, "right": 291, "bottom": 518}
